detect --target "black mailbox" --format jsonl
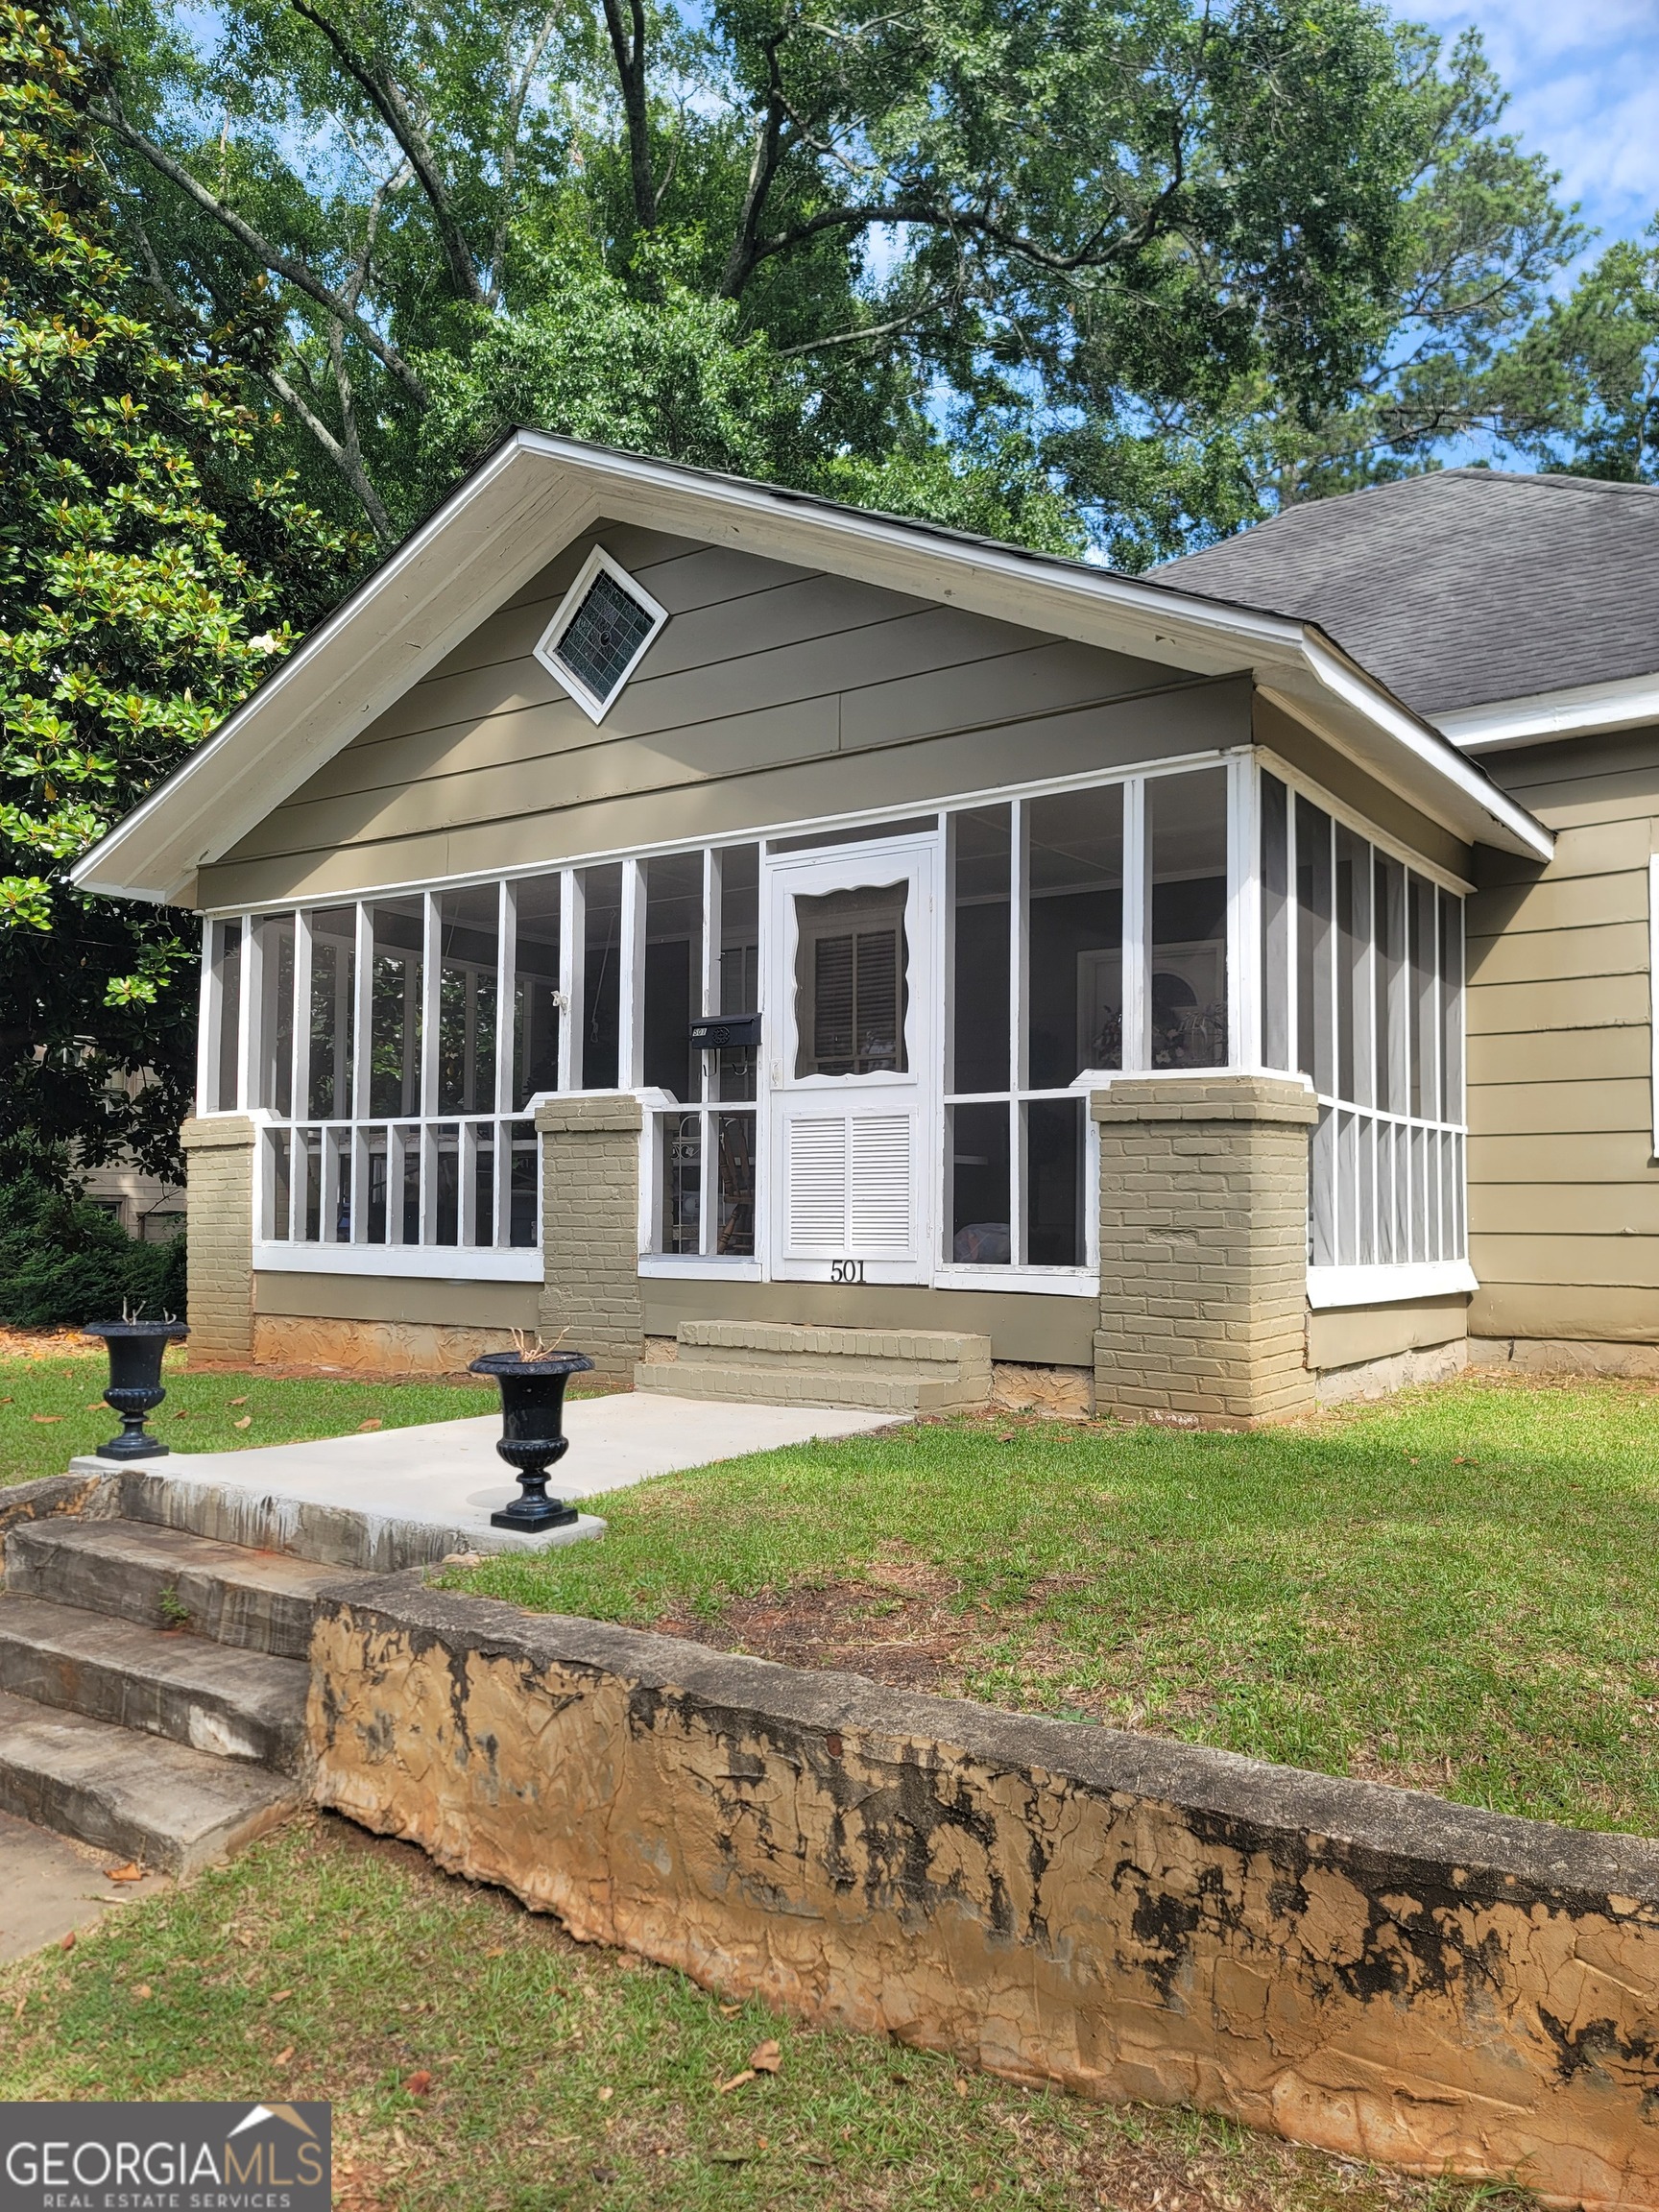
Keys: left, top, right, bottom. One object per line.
{"left": 688, "top": 1012, "right": 762, "bottom": 1050}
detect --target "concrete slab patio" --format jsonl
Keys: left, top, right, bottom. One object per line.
{"left": 70, "top": 1391, "right": 899, "bottom": 1564}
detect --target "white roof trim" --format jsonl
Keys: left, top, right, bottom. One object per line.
{"left": 70, "top": 430, "right": 1552, "bottom": 902}
{"left": 1436, "top": 671, "right": 1659, "bottom": 754}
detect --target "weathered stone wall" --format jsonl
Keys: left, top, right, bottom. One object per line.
{"left": 311, "top": 1580, "right": 1659, "bottom": 2210}
{"left": 536, "top": 1095, "right": 644, "bottom": 1379}
{"left": 1092, "top": 1078, "right": 1318, "bottom": 1427}
{"left": 250, "top": 1313, "right": 523, "bottom": 1377}
{"left": 179, "top": 1116, "right": 255, "bottom": 1365}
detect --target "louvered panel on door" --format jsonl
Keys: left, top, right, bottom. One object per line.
{"left": 786, "top": 1115, "right": 847, "bottom": 1251}
{"left": 848, "top": 1114, "right": 913, "bottom": 1255}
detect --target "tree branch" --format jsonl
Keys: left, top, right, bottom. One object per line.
{"left": 490, "top": 7, "right": 564, "bottom": 305}
{"left": 91, "top": 102, "right": 428, "bottom": 401}
{"left": 720, "top": 33, "right": 792, "bottom": 299}
{"left": 599, "top": 0, "right": 656, "bottom": 233}
{"left": 268, "top": 360, "right": 395, "bottom": 542}
{"left": 286, "top": 0, "right": 488, "bottom": 306}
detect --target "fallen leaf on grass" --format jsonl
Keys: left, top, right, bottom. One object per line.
{"left": 748, "top": 2040, "right": 781, "bottom": 2074}
{"left": 84, "top": 1402, "right": 108, "bottom": 1412}
{"left": 595, "top": 2086, "right": 613, "bottom": 2104}
{"left": 274, "top": 2046, "right": 294, "bottom": 2067}
{"left": 132, "top": 1984, "right": 153, "bottom": 2002}
{"left": 60, "top": 1931, "right": 75, "bottom": 1953}
{"left": 718, "top": 2003, "right": 741, "bottom": 2018}
{"left": 31, "top": 1413, "right": 63, "bottom": 1425}
{"left": 232, "top": 1417, "right": 252, "bottom": 1431}
{"left": 228, "top": 1396, "right": 248, "bottom": 1407}
{"left": 270, "top": 1988, "right": 293, "bottom": 2003}
{"left": 357, "top": 1419, "right": 382, "bottom": 1431}
{"left": 104, "top": 1863, "right": 144, "bottom": 1884}
{"left": 483, "top": 1945, "right": 506, "bottom": 1960}
{"left": 717, "top": 2070, "right": 757, "bottom": 2095}
{"left": 403, "top": 2071, "right": 433, "bottom": 2097}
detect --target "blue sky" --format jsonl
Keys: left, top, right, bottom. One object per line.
{"left": 1409, "top": 0, "right": 1659, "bottom": 262}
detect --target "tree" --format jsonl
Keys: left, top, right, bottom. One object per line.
{"left": 70, "top": 0, "right": 1500, "bottom": 561}
{"left": 0, "top": 4, "right": 358, "bottom": 1186}
{"left": 1484, "top": 220, "right": 1659, "bottom": 483}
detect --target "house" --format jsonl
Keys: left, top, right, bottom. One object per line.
{"left": 1157, "top": 469, "right": 1659, "bottom": 1380}
{"left": 75, "top": 435, "right": 1635, "bottom": 1423}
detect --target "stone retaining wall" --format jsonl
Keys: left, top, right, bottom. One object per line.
{"left": 308, "top": 1577, "right": 1659, "bottom": 2209}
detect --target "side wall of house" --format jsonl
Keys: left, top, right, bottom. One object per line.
{"left": 1466, "top": 724, "right": 1659, "bottom": 1355}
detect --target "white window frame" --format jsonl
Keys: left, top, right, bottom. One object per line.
{"left": 531, "top": 545, "right": 669, "bottom": 726}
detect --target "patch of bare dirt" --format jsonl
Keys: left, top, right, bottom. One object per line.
{"left": 658, "top": 1551, "right": 974, "bottom": 1694}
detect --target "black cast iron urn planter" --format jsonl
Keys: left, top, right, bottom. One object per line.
{"left": 469, "top": 1349, "right": 594, "bottom": 1532}
{"left": 85, "top": 1318, "right": 190, "bottom": 1460}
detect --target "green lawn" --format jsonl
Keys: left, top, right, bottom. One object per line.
{"left": 0, "top": 1814, "right": 1524, "bottom": 2212}
{"left": 455, "top": 1374, "right": 1659, "bottom": 1838}
{"left": 0, "top": 1345, "right": 496, "bottom": 1486}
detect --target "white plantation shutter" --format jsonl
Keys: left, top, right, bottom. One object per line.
{"left": 786, "top": 1116, "right": 847, "bottom": 1250}
{"left": 784, "top": 1110, "right": 916, "bottom": 1257}
{"left": 848, "top": 1115, "right": 912, "bottom": 1254}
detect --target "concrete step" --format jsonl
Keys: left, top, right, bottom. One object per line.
{"left": 676, "top": 1320, "right": 992, "bottom": 1372}
{"left": 636, "top": 1359, "right": 974, "bottom": 1413}
{"left": 0, "top": 1687, "right": 301, "bottom": 1876}
{"left": 637, "top": 1320, "right": 993, "bottom": 1411}
{"left": 0, "top": 1595, "right": 309, "bottom": 1771}
{"left": 4, "top": 1517, "right": 352, "bottom": 1659}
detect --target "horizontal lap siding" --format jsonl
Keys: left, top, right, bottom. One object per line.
{"left": 201, "top": 520, "right": 1226, "bottom": 906}
{"left": 1467, "top": 725, "right": 1659, "bottom": 1341}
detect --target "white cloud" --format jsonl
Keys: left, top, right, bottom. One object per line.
{"left": 1406, "top": 0, "right": 1659, "bottom": 248}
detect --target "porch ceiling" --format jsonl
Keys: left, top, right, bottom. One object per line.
{"left": 72, "top": 432, "right": 1552, "bottom": 907}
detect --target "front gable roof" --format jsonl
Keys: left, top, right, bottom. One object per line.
{"left": 71, "top": 432, "right": 1551, "bottom": 904}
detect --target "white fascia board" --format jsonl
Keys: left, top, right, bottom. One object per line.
{"left": 1436, "top": 672, "right": 1659, "bottom": 754}
{"left": 71, "top": 445, "right": 598, "bottom": 903}
{"left": 1259, "top": 645, "right": 1553, "bottom": 863}
{"left": 71, "top": 427, "right": 1551, "bottom": 902}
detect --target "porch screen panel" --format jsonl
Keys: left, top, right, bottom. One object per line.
{"left": 581, "top": 863, "right": 624, "bottom": 1089}
{"left": 252, "top": 915, "right": 295, "bottom": 1115}
{"left": 208, "top": 919, "right": 242, "bottom": 1112}
{"left": 436, "top": 886, "right": 498, "bottom": 1115}
{"left": 643, "top": 853, "right": 704, "bottom": 1105}
{"left": 1149, "top": 770, "right": 1227, "bottom": 1069}
{"left": 1027, "top": 785, "right": 1122, "bottom": 1083}
{"left": 1280, "top": 781, "right": 1468, "bottom": 1283}
{"left": 512, "top": 876, "right": 562, "bottom": 1109}
{"left": 368, "top": 899, "right": 423, "bottom": 1118}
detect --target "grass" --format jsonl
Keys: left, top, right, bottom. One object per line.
{"left": 0, "top": 1814, "right": 1527, "bottom": 2212}
{"left": 450, "top": 1373, "right": 1659, "bottom": 1838}
{"left": 0, "top": 1343, "right": 496, "bottom": 1487}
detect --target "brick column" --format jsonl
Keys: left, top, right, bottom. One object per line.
{"left": 180, "top": 1115, "right": 256, "bottom": 1366}
{"left": 536, "top": 1095, "right": 645, "bottom": 1380}
{"left": 1091, "top": 1076, "right": 1318, "bottom": 1428}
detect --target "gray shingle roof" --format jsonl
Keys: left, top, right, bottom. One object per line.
{"left": 1153, "top": 469, "right": 1659, "bottom": 717}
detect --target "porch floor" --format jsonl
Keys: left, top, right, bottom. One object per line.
{"left": 71, "top": 1391, "right": 899, "bottom": 1558}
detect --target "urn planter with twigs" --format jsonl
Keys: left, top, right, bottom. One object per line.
{"left": 84, "top": 1317, "right": 189, "bottom": 1460}
{"left": 469, "top": 1346, "right": 594, "bottom": 1531}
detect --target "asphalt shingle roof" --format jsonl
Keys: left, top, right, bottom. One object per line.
{"left": 1154, "top": 469, "right": 1659, "bottom": 718}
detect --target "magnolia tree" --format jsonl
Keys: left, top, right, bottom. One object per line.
{"left": 0, "top": 5, "right": 356, "bottom": 1185}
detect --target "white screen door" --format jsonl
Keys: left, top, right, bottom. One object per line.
{"left": 764, "top": 836, "right": 936, "bottom": 1283}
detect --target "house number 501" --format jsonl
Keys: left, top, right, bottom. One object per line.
{"left": 830, "top": 1259, "right": 866, "bottom": 1285}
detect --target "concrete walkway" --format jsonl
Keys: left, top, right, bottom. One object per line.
{"left": 75, "top": 1391, "right": 897, "bottom": 1559}
{"left": 0, "top": 1807, "right": 170, "bottom": 1961}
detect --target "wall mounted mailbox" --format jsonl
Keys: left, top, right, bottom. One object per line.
{"left": 688, "top": 1013, "right": 762, "bottom": 1050}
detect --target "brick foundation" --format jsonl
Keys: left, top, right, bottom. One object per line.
{"left": 1092, "top": 1077, "right": 1317, "bottom": 1427}
{"left": 180, "top": 1116, "right": 255, "bottom": 1366}
{"left": 536, "top": 1094, "right": 645, "bottom": 1379}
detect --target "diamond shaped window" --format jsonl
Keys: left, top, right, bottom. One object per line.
{"left": 533, "top": 548, "right": 668, "bottom": 723}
